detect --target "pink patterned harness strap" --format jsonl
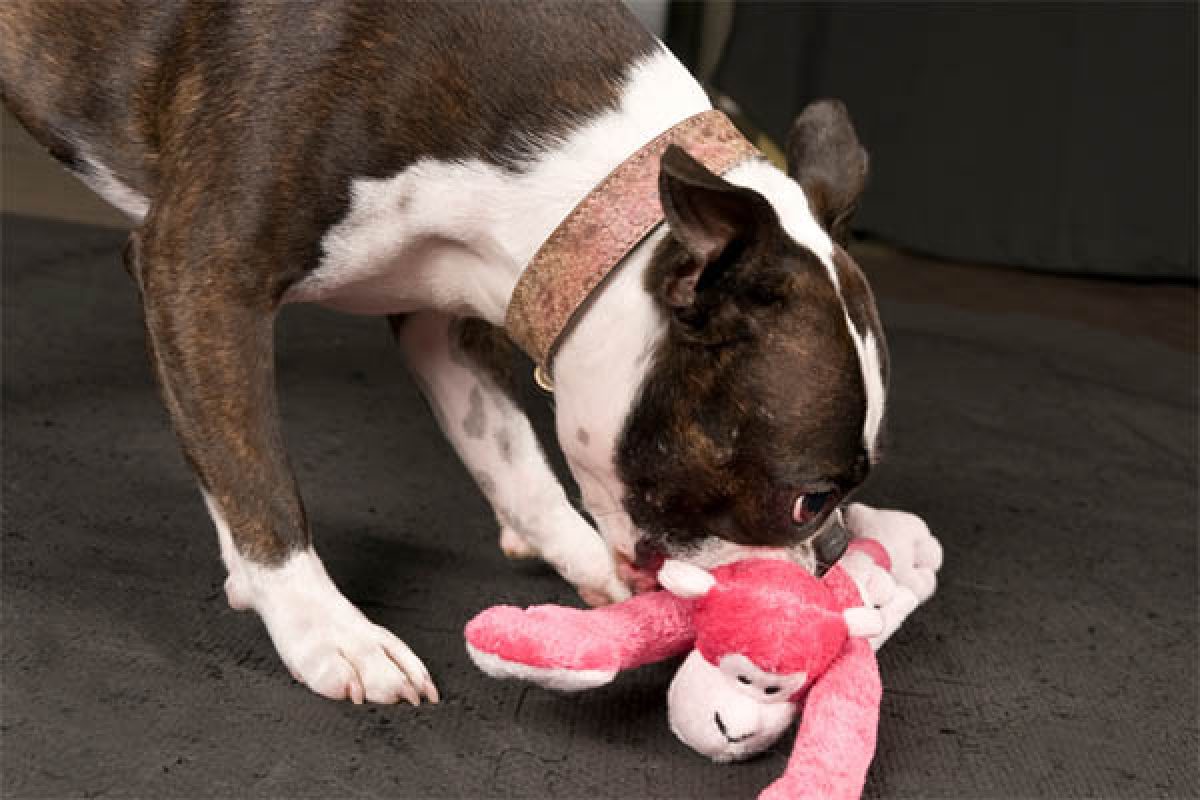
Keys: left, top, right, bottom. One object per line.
{"left": 504, "top": 109, "right": 762, "bottom": 389}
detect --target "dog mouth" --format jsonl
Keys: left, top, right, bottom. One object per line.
{"left": 614, "top": 539, "right": 666, "bottom": 593}
{"left": 621, "top": 487, "right": 850, "bottom": 584}
{"left": 626, "top": 504, "right": 848, "bottom": 580}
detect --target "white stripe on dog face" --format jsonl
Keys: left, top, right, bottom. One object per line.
{"left": 848, "top": 323, "right": 886, "bottom": 454}
{"left": 723, "top": 160, "right": 886, "bottom": 456}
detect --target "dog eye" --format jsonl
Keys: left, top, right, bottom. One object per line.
{"left": 737, "top": 675, "right": 752, "bottom": 685}
{"left": 793, "top": 490, "right": 838, "bottom": 525}
{"left": 764, "top": 685, "right": 780, "bottom": 695}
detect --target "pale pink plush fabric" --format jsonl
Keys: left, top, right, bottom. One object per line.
{"left": 505, "top": 110, "right": 762, "bottom": 376}
{"left": 846, "top": 538, "right": 892, "bottom": 572}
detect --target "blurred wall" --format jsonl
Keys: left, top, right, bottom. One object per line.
{"left": 708, "top": 3, "right": 1197, "bottom": 280}
{"left": 624, "top": 0, "right": 668, "bottom": 37}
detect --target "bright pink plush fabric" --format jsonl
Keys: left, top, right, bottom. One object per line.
{"left": 465, "top": 589, "right": 696, "bottom": 672}
{"left": 823, "top": 564, "right": 868, "bottom": 609}
{"left": 694, "top": 560, "right": 847, "bottom": 678}
{"left": 759, "top": 638, "right": 881, "bottom": 800}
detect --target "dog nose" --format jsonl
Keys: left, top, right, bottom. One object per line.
{"left": 714, "top": 712, "right": 752, "bottom": 743}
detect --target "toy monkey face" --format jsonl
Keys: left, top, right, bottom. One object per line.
{"left": 667, "top": 651, "right": 801, "bottom": 762}
{"left": 718, "top": 653, "right": 809, "bottom": 702}
{"left": 657, "top": 559, "right": 882, "bottom": 763}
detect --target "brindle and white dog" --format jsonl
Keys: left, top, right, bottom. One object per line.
{"left": 1, "top": 1, "right": 903, "bottom": 706}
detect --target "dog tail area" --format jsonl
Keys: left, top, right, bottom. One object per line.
{"left": 0, "top": 0, "right": 163, "bottom": 216}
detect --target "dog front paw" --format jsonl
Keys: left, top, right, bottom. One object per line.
{"left": 532, "top": 515, "right": 631, "bottom": 606}
{"left": 276, "top": 613, "right": 438, "bottom": 706}
{"left": 497, "top": 502, "right": 631, "bottom": 606}
{"left": 576, "top": 578, "right": 632, "bottom": 607}
{"left": 245, "top": 551, "right": 438, "bottom": 705}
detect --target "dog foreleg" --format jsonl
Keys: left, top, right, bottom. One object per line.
{"left": 395, "top": 311, "right": 628, "bottom": 606}
{"left": 130, "top": 227, "right": 436, "bottom": 705}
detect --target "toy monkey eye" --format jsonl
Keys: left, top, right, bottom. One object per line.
{"left": 764, "top": 685, "right": 781, "bottom": 695}
{"left": 737, "top": 675, "right": 752, "bottom": 685}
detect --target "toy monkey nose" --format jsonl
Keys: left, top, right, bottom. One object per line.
{"left": 714, "top": 712, "right": 753, "bottom": 743}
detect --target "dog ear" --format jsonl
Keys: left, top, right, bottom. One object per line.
{"left": 656, "top": 144, "right": 776, "bottom": 308}
{"left": 658, "top": 559, "right": 717, "bottom": 599}
{"left": 787, "top": 99, "right": 868, "bottom": 245}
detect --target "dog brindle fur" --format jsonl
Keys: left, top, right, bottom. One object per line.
{"left": 1, "top": 0, "right": 890, "bottom": 705}
{"left": 625, "top": 147, "right": 881, "bottom": 554}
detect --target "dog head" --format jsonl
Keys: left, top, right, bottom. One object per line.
{"left": 556, "top": 99, "right": 886, "bottom": 572}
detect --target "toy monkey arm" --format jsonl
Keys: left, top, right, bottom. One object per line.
{"left": 844, "top": 503, "right": 943, "bottom": 603}
{"left": 832, "top": 540, "right": 922, "bottom": 652}
{"left": 821, "top": 562, "right": 872, "bottom": 610}
{"left": 465, "top": 589, "right": 696, "bottom": 691}
{"left": 759, "top": 639, "right": 881, "bottom": 800}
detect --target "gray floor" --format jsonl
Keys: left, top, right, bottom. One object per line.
{"left": 2, "top": 207, "right": 1196, "bottom": 798}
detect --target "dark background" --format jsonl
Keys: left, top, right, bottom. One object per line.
{"left": 671, "top": 1, "right": 1197, "bottom": 280}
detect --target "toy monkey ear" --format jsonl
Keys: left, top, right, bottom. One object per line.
{"left": 843, "top": 607, "right": 884, "bottom": 639}
{"left": 658, "top": 560, "right": 717, "bottom": 599}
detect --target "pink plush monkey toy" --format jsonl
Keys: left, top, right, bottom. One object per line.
{"left": 466, "top": 504, "right": 942, "bottom": 800}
